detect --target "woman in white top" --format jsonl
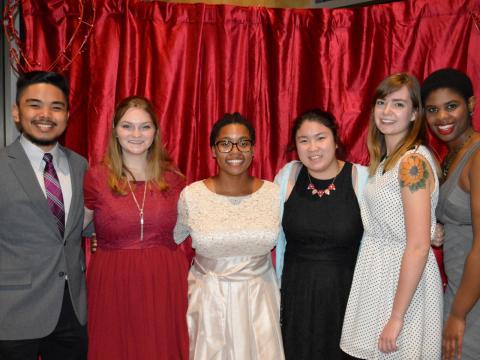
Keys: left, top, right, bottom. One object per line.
{"left": 174, "top": 113, "right": 284, "bottom": 359}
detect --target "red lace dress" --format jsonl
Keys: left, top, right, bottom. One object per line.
{"left": 84, "top": 165, "right": 189, "bottom": 360}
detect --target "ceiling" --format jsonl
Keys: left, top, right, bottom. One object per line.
{"left": 157, "top": 0, "right": 401, "bottom": 9}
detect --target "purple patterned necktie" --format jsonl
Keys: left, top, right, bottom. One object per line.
{"left": 43, "top": 153, "right": 65, "bottom": 237}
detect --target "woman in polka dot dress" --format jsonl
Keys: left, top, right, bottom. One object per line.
{"left": 340, "top": 73, "right": 443, "bottom": 359}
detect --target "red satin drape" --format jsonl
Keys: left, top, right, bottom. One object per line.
{"left": 20, "top": 0, "right": 480, "bottom": 182}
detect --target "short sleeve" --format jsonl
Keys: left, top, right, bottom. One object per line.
{"left": 83, "top": 167, "right": 99, "bottom": 210}
{"left": 173, "top": 189, "right": 190, "bottom": 244}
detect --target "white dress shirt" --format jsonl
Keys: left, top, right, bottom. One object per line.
{"left": 19, "top": 134, "right": 73, "bottom": 226}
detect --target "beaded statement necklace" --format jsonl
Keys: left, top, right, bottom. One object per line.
{"left": 127, "top": 180, "right": 148, "bottom": 240}
{"left": 306, "top": 166, "right": 339, "bottom": 198}
{"left": 442, "top": 130, "right": 473, "bottom": 179}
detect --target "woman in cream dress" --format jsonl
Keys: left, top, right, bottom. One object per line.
{"left": 174, "top": 113, "right": 284, "bottom": 360}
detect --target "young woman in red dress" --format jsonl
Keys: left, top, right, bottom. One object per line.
{"left": 83, "top": 96, "right": 189, "bottom": 360}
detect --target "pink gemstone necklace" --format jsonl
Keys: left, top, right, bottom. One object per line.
{"left": 306, "top": 168, "right": 338, "bottom": 198}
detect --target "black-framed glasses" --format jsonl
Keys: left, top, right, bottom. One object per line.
{"left": 215, "top": 139, "right": 253, "bottom": 153}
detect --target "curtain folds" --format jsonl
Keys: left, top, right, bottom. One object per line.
{"left": 21, "top": 0, "right": 480, "bottom": 182}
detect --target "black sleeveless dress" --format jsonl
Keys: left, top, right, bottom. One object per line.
{"left": 281, "top": 162, "right": 363, "bottom": 360}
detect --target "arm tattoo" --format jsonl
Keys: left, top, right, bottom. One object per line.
{"left": 399, "top": 155, "right": 429, "bottom": 193}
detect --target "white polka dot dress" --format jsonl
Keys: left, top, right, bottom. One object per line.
{"left": 340, "top": 145, "right": 443, "bottom": 359}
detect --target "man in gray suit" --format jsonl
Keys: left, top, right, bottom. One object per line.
{"left": 0, "top": 71, "right": 88, "bottom": 360}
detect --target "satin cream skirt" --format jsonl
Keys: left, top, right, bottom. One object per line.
{"left": 187, "top": 254, "right": 285, "bottom": 360}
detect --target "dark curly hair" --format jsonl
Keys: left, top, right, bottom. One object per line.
{"left": 209, "top": 112, "right": 256, "bottom": 146}
{"left": 421, "top": 68, "right": 473, "bottom": 103}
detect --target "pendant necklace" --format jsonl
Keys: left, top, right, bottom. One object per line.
{"left": 442, "top": 130, "right": 473, "bottom": 179}
{"left": 127, "top": 180, "right": 147, "bottom": 240}
{"left": 306, "top": 166, "right": 338, "bottom": 198}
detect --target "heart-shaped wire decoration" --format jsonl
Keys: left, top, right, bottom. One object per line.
{"left": 2, "top": 0, "right": 96, "bottom": 75}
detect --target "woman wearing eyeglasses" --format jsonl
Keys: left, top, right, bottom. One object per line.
{"left": 174, "top": 113, "right": 285, "bottom": 359}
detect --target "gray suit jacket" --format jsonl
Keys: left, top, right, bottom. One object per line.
{"left": 0, "top": 139, "right": 88, "bottom": 340}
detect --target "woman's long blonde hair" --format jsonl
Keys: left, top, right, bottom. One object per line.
{"left": 105, "top": 96, "right": 173, "bottom": 194}
{"left": 367, "top": 73, "right": 426, "bottom": 175}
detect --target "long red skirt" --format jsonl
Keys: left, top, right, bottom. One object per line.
{"left": 87, "top": 246, "right": 189, "bottom": 360}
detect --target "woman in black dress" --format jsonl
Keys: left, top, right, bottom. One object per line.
{"left": 275, "top": 109, "right": 367, "bottom": 359}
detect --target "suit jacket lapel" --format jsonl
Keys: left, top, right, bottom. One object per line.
{"left": 63, "top": 147, "right": 81, "bottom": 240}
{"left": 7, "top": 140, "right": 62, "bottom": 240}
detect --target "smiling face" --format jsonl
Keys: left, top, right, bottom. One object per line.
{"left": 115, "top": 107, "right": 157, "bottom": 158}
{"left": 13, "top": 83, "right": 69, "bottom": 151}
{"left": 295, "top": 120, "right": 338, "bottom": 178}
{"left": 424, "top": 87, "right": 475, "bottom": 146}
{"left": 212, "top": 123, "right": 254, "bottom": 177}
{"left": 374, "top": 85, "right": 416, "bottom": 150}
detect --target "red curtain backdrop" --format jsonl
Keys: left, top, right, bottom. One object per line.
{"left": 20, "top": 0, "right": 480, "bottom": 182}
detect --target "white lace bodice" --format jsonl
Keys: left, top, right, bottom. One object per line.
{"left": 174, "top": 180, "right": 281, "bottom": 258}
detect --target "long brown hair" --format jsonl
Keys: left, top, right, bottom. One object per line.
{"left": 367, "top": 73, "right": 426, "bottom": 175}
{"left": 105, "top": 96, "right": 173, "bottom": 194}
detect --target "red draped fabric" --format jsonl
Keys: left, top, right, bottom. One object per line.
{"left": 20, "top": 0, "right": 480, "bottom": 183}
{"left": 19, "top": 0, "right": 479, "bottom": 285}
